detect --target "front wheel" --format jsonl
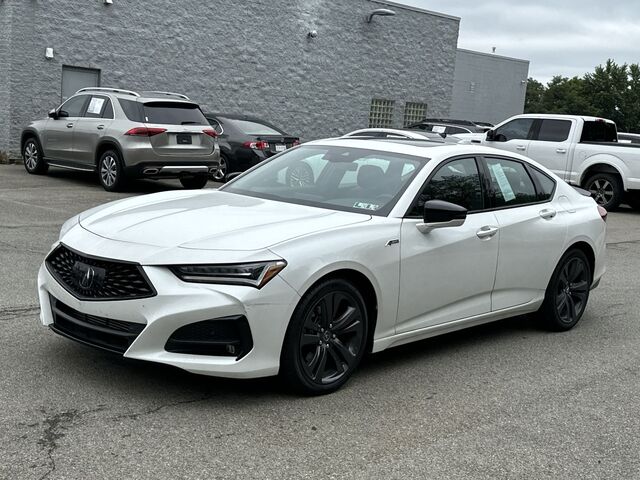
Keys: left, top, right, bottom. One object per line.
{"left": 536, "top": 249, "right": 591, "bottom": 331}
{"left": 180, "top": 175, "right": 209, "bottom": 189}
{"left": 23, "top": 138, "right": 48, "bottom": 174}
{"left": 584, "top": 173, "right": 623, "bottom": 211}
{"left": 98, "top": 150, "right": 126, "bottom": 192}
{"left": 280, "top": 279, "right": 368, "bottom": 395}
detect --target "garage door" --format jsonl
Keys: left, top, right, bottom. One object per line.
{"left": 61, "top": 66, "right": 100, "bottom": 102}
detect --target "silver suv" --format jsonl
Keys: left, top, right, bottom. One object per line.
{"left": 21, "top": 88, "right": 220, "bottom": 191}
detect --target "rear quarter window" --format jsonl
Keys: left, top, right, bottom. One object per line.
{"left": 529, "top": 167, "right": 556, "bottom": 201}
{"left": 118, "top": 99, "right": 145, "bottom": 122}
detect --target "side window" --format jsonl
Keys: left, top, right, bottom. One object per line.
{"left": 485, "top": 157, "right": 537, "bottom": 207}
{"left": 409, "top": 157, "right": 483, "bottom": 216}
{"left": 118, "top": 98, "right": 145, "bottom": 122}
{"left": 208, "top": 118, "right": 223, "bottom": 135}
{"left": 84, "top": 95, "right": 112, "bottom": 119}
{"left": 59, "top": 95, "right": 88, "bottom": 118}
{"left": 530, "top": 167, "right": 556, "bottom": 201}
{"left": 446, "top": 126, "right": 470, "bottom": 135}
{"left": 494, "top": 118, "right": 535, "bottom": 142}
{"left": 536, "top": 120, "right": 571, "bottom": 142}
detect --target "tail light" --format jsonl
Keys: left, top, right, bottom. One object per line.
{"left": 597, "top": 205, "right": 608, "bottom": 222}
{"left": 202, "top": 128, "right": 218, "bottom": 138}
{"left": 243, "top": 140, "right": 269, "bottom": 150}
{"left": 124, "top": 127, "right": 167, "bottom": 137}
{"left": 292, "top": 139, "right": 301, "bottom": 146}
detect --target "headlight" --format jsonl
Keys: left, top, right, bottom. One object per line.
{"left": 169, "top": 260, "right": 287, "bottom": 289}
{"left": 59, "top": 214, "right": 80, "bottom": 239}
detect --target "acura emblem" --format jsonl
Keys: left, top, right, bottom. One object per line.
{"left": 79, "top": 266, "right": 96, "bottom": 289}
{"left": 72, "top": 261, "right": 106, "bottom": 291}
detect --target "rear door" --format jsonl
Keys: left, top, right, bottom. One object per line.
{"left": 486, "top": 117, "right": 535, "bottom": 155}
{"left": 526, "top": 118, "right": 575, "bottom": 180}
{"left": 482, "top": 155, "right": 567, "bottom": 311}
{"left": 143, "top": 102, "right": 215, "bottom": 157}
{"left": 73, "top": 95, "right": 115, "bottom": 166}
{"left": 43, "top": 95, "right": 89, "bottom": 161}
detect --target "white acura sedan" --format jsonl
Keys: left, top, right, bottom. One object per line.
{"left": 38, "top": 139, "right": 606, "bottom": 394}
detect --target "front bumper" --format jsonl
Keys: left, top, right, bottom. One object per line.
{"left": 38, "top": 257, "right": 300, "bottom": 379}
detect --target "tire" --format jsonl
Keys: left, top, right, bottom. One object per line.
{"left": 22, "top": 137, "right": 48, "bottom": 175}
{"left": 280, "top": 279, "right": 369, "bottom": 395}
{"left": 180, "top": 175, "right": 209, "bottom": 189}
{"left": 583, "top": 172, "right": 623, "bottom": 211}
{"left": 285, "top": 161, "right": 314, "bottom": 187}
{"left": 212, "top": 154, "right": 228, "bottom": 182}
{"left": 536, "top": 249, "right": 591, "bottom": 332}
{"left": 98, "top": 150, "right": 126, "bottom": 192}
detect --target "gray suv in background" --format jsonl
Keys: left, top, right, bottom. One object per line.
{"left": 21, "top": 88, "right": 220, "bottom": 191}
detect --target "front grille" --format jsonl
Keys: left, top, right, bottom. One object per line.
{"left": 49, "top": 296, "right": 145, "bottom": 354}
{"left": 46, "top": 244, "right": 156, "bottom": 301}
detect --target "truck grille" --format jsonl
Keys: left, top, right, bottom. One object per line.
{"left": 45, "top": 244, "right": 156, "bottom": 301}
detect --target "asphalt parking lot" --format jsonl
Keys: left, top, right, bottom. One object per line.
{"left": 1, "top": 164, "right": 639, "bottom": 479}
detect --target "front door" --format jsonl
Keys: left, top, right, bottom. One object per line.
{"left": 484, "top": 117, "right": 535, "bottom": 156}
{"left": 43, "top": 95, "right": 88, "bottom": 162}
{"left": 74, "top": 95, "right": 114, "bottom": 166}
{"left": 396, "top": 157, "right": 500, "bottom": 333}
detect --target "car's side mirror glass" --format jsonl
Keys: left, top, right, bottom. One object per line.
{"left": 486, "top": 129, "right": 496, "bottom": 141}
{"left": 48, "top": 109, "right": 59, "bottom": 119}
{"left": 417, "top": 200, "right": 467, "bottom": 234}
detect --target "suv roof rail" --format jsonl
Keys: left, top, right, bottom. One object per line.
{"left": 75, "top": 87, "right": 140, "bottom": 97}
{"left": 140, "top": 91, "right": 190, "bottom": 100}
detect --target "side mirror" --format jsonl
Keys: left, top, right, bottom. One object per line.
{"left": 57, "top": 110, "right": 69, "bottom": 118}
{"left": 416, "top": 200, "right": 467, "bottom": 234}
{"left": 486, "top": 129, "right": 496, "bottom": 141}
{"left": 48, "top": 109, "right": 59, "bottom": 119}
{"left": 225, "top": 171, "right": 242, "bottom": 182}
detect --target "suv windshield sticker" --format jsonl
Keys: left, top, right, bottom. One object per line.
{"left": 431, "top": 125, "right": 446, "bottom": 133}
{"left": 87, "top": 97, "right": 105, "bottom": 115}
{"left": 489, "top": 163, "right": 516, "bottom": 202}
{"left": 354, "top": 202, "right": 380, "bottom": 211}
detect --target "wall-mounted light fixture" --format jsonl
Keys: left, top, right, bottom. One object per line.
{"left": 45, "top": 48, "right": 54, "bottom": 60}
{"left": 307, "top": 30, "right": 318, "bottom": 39}
{"left": 104, "top": 0, "right": 113, "bottom": 4}
{"left": 366, "top": 8, "right": 396, "bottom": 23}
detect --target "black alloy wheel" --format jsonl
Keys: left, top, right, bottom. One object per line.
{"left": 23, "top": 138, "right": 48, "bottom": 174}
{"left": 538, "top": 249, "right": 591, "bottom": 331}
{"left": 281, "top": 279, "right": 368, "bottom": 395}
{"left": 180, "top": 175, "right": 209, "bottom": 189}
{"left": 584, "top": 172, "right": 623, "bottom": 210}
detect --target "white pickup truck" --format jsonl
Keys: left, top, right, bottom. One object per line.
{"left": 465, "top": 114, "right": 640, "bottom": 210}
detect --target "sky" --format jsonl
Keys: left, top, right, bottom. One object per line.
{"left": 398, "top": 0, "right": 640, "bottom": 84}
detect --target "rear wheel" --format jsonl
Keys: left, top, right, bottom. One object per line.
{"left": 280, "top": 279, "right": 368, "bottom": 395}
{"left": 584, "top": 172, "right": 623, "bottom": 211}
{"left": 286, "top": 162, "right": 314, "bottom": 187}
{"left": 180, "top": 175, "right": 209, "bottom": 189}
{"left": 98, "top": 150, "right": 126, "bottom": 192}
{"left": 536, "top": 249, "right": 591, "bottom": 331}
{"left": 212, "top": 154, "right": 228, "bottom": 182}
{"left": 23, "top": 138, "right": 48, "bottom": 174}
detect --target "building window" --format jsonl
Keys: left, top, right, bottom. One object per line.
{"left": 369, "top": 99, "right": 395, "bottom": 128}
{"left": 403, "top": 102, "right": 427, "bottom": 127}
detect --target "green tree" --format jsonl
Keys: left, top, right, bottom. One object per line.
{"left": 524, "top": 77, "right": 545, "bottom": 113}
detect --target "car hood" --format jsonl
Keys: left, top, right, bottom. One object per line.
{"left": 79, "top": 190, "right": 370, "bottom": 251}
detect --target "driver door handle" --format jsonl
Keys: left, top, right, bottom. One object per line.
{"left": 516, "top": 145, "right": 526, "bottom": 151}
{"left": 539, "top": 208, "right": 557, "bottom": 220}
{"left": 476, "top": 226, "right": 499, "bottom": 239}
{"left": 97, "top": 125, "right": 105, "bottom": 130}
{"left": 556, "top": 148, "right": 567, "bottom": 154}
{"left": 66, "top": 123, "right": 74, "bottom": 128}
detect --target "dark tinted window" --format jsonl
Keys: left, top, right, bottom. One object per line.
{"left": 530, "top": 168, "right": 556, "bottom": 201}
{"left": 581, "top": 121, "right": 617, "bottom": 143}
{"left": 537, "top": 119, "right": 571, "bottom": 142}
{"left": 486, "top": 157, "right": 537, "bottom": 207}
{"left": 84, "top": 95, "right": 112, "bottom": 119}
{"left": 144, "top": 102, "right": 207, "bottom": 125}
{"left": 207, "top": 118, "right": 223, "bottom": 134}
{"left": 226, "top": 119, "right": 283, "bottom": 136}
{"left": 494, "top": 118, "right": 535, "bottom": 141}
{"left": 118, "top": 99, "right": 144, "bottom": 122}
{"left": 59, "top": 95, "right": 88, "bottom": 117}
{"left": 446, "top": 126, "right": 471, "bottom": 134}
{"left": 409, "top": 157, "right": 483, "bottom": 216}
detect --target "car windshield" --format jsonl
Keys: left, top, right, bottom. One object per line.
{"left": 221, "top": 145, "right": 427, "bottom": 215}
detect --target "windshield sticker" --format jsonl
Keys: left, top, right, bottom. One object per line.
{"left": 431, "top": 125, "right": 446, "bottom": 133}
{"left": 354, "top": 202, "right": 380, "bottom": 211}
{"left": 87, "top": 97, "right": 105, "bottom": 115}
{"left": 489, "top": 163, "right": 516, "bottom": 202}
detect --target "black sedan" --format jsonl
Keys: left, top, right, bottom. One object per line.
{"left": 204, "top": 113, "right": 300, "bottom": 182}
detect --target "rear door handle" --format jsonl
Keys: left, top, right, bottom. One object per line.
{"left": 66, "top": 123, "right": 74, "bottom": 128}
{"left": 539, "top": 208, "right": 557, "bottom": 220}
{"left": 97, "top": 125, "right": 105, "bottom": 130}
{"left": 556, "top": 148, "right": 567, "bottom": 154}
{"left": 476, "top": 226, "right": 499, "bottom": 239}
{"left": 516, "top": 145, "right": 526, "bottom": 151}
